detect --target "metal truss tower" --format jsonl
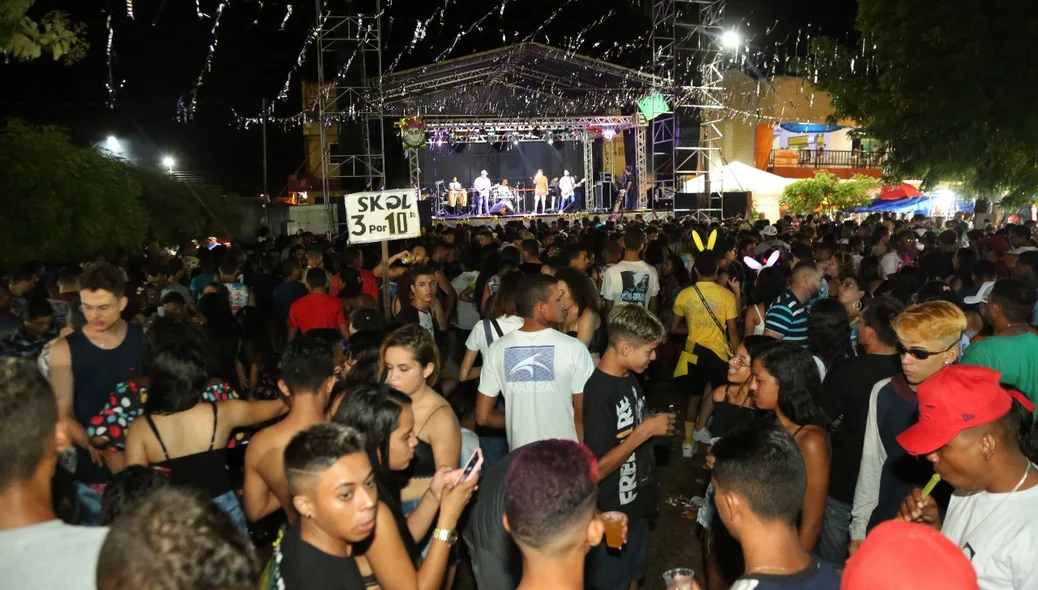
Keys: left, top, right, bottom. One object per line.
{"left": 314, "top": 0, "right": 386, "bottom": 230}
{"left": 649, "top": 0, "right": 727, "bottom": 217}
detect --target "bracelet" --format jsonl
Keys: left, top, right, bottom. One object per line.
{"left": 432, "top": 528, "right": 458, "bottom": 546}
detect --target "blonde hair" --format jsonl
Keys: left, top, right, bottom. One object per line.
{"left": 891, "top": 301, "right": 967, "bottom": 347}
{"left": 379, "top": 324, "right": 440, "bottom": 386}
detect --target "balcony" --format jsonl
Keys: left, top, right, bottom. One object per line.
{"left": 766, "top": 148, "right": 883, "bottom": 180}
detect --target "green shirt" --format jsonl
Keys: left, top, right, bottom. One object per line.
{"left": 961, "top": 331, "right": 1038, "bottom": 409}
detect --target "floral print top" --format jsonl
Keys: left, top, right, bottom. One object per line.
{"left": 87, "top": 380, "right": 247, "bottom": 450}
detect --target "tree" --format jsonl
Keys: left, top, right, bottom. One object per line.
{"left": 1, "top": 0, "right": 87, "bottom": 63}
{"left": 809, "top": 0, "right": 1038, "bottom": 209}
{"left": 780, "top": 170, "right": 879, "bottom": 216}
{"left": 0, "top": 120, "right": 242, "bottom": 268}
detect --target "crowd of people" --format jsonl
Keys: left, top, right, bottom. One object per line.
{"left": 0, "top": 209, "right": 1037, "bottom": 590}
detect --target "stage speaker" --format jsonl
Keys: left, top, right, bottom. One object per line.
{"left": 418, "top": 199, "right": 434, "bottom": 227}
{"left": 974, "top": 198, "right": 990, "bottom": 214}
{"left": 674, "top": 192, "right": 710, "bottom": 210}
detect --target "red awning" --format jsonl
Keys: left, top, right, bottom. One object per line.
{"left": 879, "top": 183, "right": 923, "bottom": 200}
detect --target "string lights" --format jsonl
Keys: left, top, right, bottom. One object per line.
{"left": 178, "top": 0, "right": 228, "bottom": 121}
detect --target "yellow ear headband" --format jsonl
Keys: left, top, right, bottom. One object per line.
{"left": 693, "top": 229, "right": 718, "bottom": 252}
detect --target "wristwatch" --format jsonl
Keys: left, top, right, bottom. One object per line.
{"left": 432, "top": 528, "right": 458, "bottom": 546}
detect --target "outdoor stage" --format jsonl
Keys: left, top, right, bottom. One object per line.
{"left": 429, "top": 208, "right": 675, "bottom": 228}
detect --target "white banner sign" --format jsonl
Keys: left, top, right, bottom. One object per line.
{"left": 346, "top": 189, "right": 421, "bottom": 244}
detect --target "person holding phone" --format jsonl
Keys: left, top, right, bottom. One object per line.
{"left": 332, "top": 383, "right": 477, "bottom": 590}
{"left": 380, "top": 325, "right": 462, "bottom": 515}
{"left": 582, "top": 304, "right": 674, "bottom": 590}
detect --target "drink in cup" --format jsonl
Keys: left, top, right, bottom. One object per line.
{"left": 601, "top": 512, "right": 624, "bottom": 549}
{"left": 663, "top": 567, "right": 696, "bottom": 590}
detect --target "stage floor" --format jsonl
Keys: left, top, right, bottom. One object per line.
{"left": 430, "top": 208, "right": 674, "bottom": 227}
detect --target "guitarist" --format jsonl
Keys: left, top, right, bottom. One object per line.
{"left": 557, "top": 170, "right": 586, "bottom": 212}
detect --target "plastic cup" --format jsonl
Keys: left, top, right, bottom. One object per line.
{"left": 663, "top": 567, "right": 696, "bottom": 590}
{"left": 601, "top": 512, "right": 624, "bottom": 549}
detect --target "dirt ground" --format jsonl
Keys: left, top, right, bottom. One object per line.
{"left": 454, "top": 378, "right": 710, "bottom": 590}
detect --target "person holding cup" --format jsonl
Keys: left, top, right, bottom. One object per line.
{"left": 502, "top": 439, "right": 625, "bottom": 590}
{"left": 582, "top": 303, "right": 674, "bottom": 590}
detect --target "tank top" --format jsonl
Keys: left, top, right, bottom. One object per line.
{"left": 68, "top": 323, "right": 144, "bottom": 484}
{"left": 565, "top": 313, "right": 608, "bottom": 357}
{"left": 751, "top": 304, "right": 766, "bottom": 336}
{"left": 408, "top": 405, "right": 450, "bottom": 478}
{"left": 144, "top": 402, "right": 232, "bottom": 499}
{"left": 711, "top": 385, "right": 764, "bottom": 439}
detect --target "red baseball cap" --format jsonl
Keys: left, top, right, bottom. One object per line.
{"left": 897, "top": 365, "right": 1036, "bottom": 456}
{"left": 842, "top": 521, "right": 978, "bottom": 590}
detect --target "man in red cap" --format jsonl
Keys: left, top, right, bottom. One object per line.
{"left": 842, "top": 521, "right": 978, "bottom": 590}
{"left": 897, "top": 365, "right": 1038, "bottom": 590}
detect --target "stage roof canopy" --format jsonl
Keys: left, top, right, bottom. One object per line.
{"left": 378, "top": 42, "right": 667, "bottom": 117}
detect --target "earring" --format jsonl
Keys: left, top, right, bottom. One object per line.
{"left": 853, "top": 300, "right": 862, "bottom": 311}
{"left": 944, "top": 360, "right": 953, "bottom": 366}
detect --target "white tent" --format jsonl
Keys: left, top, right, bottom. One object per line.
{"left": 683, "top": 161, "right": 793, "bottom": 221}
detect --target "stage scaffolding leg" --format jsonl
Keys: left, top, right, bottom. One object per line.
{"left": 635, "top": 113, "right": 649, "bottom": 209}
{"left": 583, "top": 131, "right": 594, "bottom": 211}
{"left": 408, "top": 149, "right": 421, "bottom": 195}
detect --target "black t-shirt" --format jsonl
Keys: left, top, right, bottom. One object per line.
{"left": 461, "top": 451, "right": 522, "bottom": 581}
{"left": 582, "top": 369, "right": 658, "bottom": 519}
{"left": 279, "top": 523, "right": 366, "bottom": 590}
{"left": 731, "top": 558, "right": 840, "bottom": 589}
{"left": 819, "top": 354, "right": 901, "bottom": 504}
{"left": 273, "top": 280, "right": 309, "bottom": 323}
{"left": 518, "top": 262, "right": 544, "bottom": 276}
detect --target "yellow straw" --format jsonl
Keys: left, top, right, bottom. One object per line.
{"left": 896, "top": 473, "right": 941, "bottom": 522}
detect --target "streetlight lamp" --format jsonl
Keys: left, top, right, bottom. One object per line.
{"left": 720, "top": 30, "right": 741, "bottom": 50}
{"left": 162, "top": 156, "right": 175, "bottom": 173}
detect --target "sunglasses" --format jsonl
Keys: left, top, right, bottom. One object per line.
{"left": 896, "top": 340, "right": 957, "bottom": 360}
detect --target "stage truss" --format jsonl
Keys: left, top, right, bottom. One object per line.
{"left": 650, "top": 0, "right": 728, "bottom": 217}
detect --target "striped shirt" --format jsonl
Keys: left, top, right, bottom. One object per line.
{"left": 764, "top": 290, "right": 809, "bottom": 344}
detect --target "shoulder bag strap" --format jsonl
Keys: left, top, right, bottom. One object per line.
{"left": 692, "top": 284, "right": 733, "bottom": 358}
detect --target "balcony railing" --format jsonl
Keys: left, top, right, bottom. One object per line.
{"left": 769, "top": 149, "right": 883, "bottom": 169}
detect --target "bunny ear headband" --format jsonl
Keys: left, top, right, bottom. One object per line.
{"left": 744, "top": 250, "right": 781, "bottom": 274}
{"left": 692, "top": 229, "right": 718, "bottom": 252}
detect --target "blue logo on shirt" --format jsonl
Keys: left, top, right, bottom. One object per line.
{"left": 504, "top": 346, "right": 555, "bottom": 382}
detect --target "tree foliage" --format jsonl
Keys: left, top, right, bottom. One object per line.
{"left": 1, "top": 0, "right": 87, "bottom": 63}
{"left": 810, "top": 0, "right": 1038, "bottom": 208}
{"left": 780, "top": 170, "right": 879, "bottom": 215}
{"left": 0, "top": 120, "right": 241, "bottom": 268}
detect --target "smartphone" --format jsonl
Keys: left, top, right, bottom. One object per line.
{"left": 456, "top": 448, "right": 483, "bottom": 485}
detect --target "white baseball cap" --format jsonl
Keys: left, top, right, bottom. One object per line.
{"left": 963, "top": 281, "right": 995, "bottom": 305}
{"left": 761, "top": 225, "right": 778, "bottom": 237}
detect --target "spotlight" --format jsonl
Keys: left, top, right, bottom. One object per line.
{"left": 602, "top": 128, "right": 616, "bottom": 141}
{"left": 721, "top": 30, "right": 741, "bottom": 49}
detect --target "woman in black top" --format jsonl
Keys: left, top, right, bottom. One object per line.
{"left": 332, "top": 384, "right": 477, "bottom": 590}
{"left": 123, "top": 343, "right": 288, "bottom": 530}
{"left": 555, "top": 267, "right": 607, "bottom": 361}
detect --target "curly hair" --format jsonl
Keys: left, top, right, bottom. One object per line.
{"left": 97, "top": 487, "right": 260, "bottom": 590}
{"left": 555, "top": 267, "right": 601, "bottom": 315}
{"left": 755, "top": 341, "right": 830, "bottom": 429}
{"left": 806, "top": 299, "right": 853, "bottom": 371}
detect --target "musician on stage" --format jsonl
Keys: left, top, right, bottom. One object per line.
{"left": 619, "top": 165, "right": 637, "bottom": 210}
{"left": 489, "top": 179, "right": 516, "bottom": 216}
{"left": 549, "top": 176, "right": 560, "bottom": 211}
{"left": 559, "top": 170, "right": 575, "bottom": 212}
{"left": 448, "top": 176, "right": 466, "bottom": 215}
{"left": 533, "top": 169, "right": 549, "bottom": 214}
{"left": 473, "top": 170, "right": 492, "bottom": 216}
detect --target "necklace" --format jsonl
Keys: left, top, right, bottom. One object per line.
{"left": 746, "top": 565, "right": 798, "bottom": 576}
{"left": 960, "top": 462, "right": 1033, "bottom": 543}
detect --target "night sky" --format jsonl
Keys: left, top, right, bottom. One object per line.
{"left": 0, "top": 0, "right": 856, "bottom": 196}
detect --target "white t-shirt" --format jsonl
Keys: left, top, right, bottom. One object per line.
{"left": 465, "top": 315, "right": 525, "bottom": 357}
{"left": 0, "top": 520, "right": 108, "bottom": 590}
{"left": 880, "top": 251, "right": 903, "bottom": 279}
{"left": 451, "top": 271, "right": 480, "bottom": 330}
{"left": 941, "top": 479, "right": 1038, "bottom": 590}
{"left": 600, "top": 260, "right": 660, "bottom": 308}
{"left": 478, "top": 327, "right": 595, "bottom": 450}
